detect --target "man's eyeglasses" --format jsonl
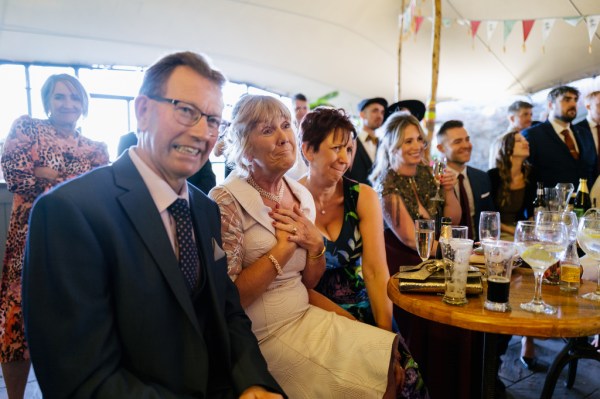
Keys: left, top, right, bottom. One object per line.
{"left": 148, "top": 95, "right": 229, "bottom": 133}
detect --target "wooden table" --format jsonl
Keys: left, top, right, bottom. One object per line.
{"left": 387, "top": 267, "right": 600, "bottom": 398}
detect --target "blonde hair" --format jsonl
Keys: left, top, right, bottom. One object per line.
{"left": 369, "top": 112, "right": 428, "bottom": 186}
{"left": 223, "top": 95, "right": 292, "bottom": 176}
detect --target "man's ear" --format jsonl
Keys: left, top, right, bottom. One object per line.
{"left": 436, "top": 142, "right": 444, "bottom": 153}
{"left": 135, "top": 96, "right": 151, "bottom": 132}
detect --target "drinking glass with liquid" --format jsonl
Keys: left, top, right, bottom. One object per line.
{"left": 415, "top": 219, "right": 435, "bottom": 262}
{"left": 483, "top": 240, "right": 515, "bottom": 312}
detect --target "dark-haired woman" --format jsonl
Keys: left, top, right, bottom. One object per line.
{"left": 299, "top": 107, "right": 394, "bottom": 330}
{"left": 488, "top": 130, "right": 539, "bottom": 370}
{"left": 487, "top": 130, "right": 535, "bottom": 238}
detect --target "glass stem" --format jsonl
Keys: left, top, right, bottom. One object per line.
{"left": 596, "top": 263, "right": 600, "bottom": 295}
{"left": 533, "top": 271, "right": 544, "bottom": 304}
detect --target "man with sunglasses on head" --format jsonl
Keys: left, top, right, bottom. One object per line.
{"left": 23, "top": 51, "right": 285, "bottom": 399}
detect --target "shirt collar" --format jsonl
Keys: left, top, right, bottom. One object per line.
{"left": 129, "top": 147, "right": 190, "bottom": 213}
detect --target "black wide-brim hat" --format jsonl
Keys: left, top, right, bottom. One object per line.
{"left": 357, "top": 97, "right": 388, "bottom": 112}
{"left": 385, "top": 99, "right": 426, "bottom": 122}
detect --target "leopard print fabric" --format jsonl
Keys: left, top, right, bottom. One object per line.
{"left": 0, "top": 115, "right": 109, "bottom": 362}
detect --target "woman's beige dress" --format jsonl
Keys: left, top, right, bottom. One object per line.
{"left": 210, "top": 171, "right": 396, "bottom": 398}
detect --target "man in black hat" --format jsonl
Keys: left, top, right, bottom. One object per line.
{"left": 345, "top": 97, "right": 387, "bottom": 185}
{"left": 384, "top": 99, "right": 426, "bottom": 123}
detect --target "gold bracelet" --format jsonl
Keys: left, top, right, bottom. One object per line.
{"left": 308, "top": 245, "right": 326, "bottom": 259}
{"left": 268, "top": 254, "right": 283, "bottom": 275}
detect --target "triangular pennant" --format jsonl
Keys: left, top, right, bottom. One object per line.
{"left": 442, "top": 18, "right": 452, "bottom": 28}
{"left": 541, "top": 19, "right": 556, "bottom": 54}
{"left": 414, "top": 16, "right": 425, "bottom": 35}
{"left": 586, "top": 16, "right": 600, "bottom": 42}
{"left": 522, "top": 20, "right": 535, "bottom": 42}
{"left": 503, "top": 20, "right": 516, "bottom": 51}
{"left": 522, "top": 20, "right": 535, "bottom": 51}
{"left": 564, "top": 16, "right": 583, "bottom": 27}
{"left": 486, "top": 21, "right": 498, "bottom": 41}
{"left": 586, "top": 15, "right": 600, "bottom": 53}
{"left": 470, "top": 20, "right": 481, "bottom": 38}
{"left": 402, "top": 6, "right": 412, "bottom": 35}
{"left": 541, "top": 19, "right": 556, "bottom": 42}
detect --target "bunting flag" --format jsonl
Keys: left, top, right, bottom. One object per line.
{"left": 486, "top": 20, "right": 499, "bottom": 42}
{"left": 564, "top": 17, "right": 583, "bottom": 27}
{"left": 398, "top": 2, "right": 600, "bottom": 54}
{"left": 522, "top": 20, "right": 535, "bottom": 51}
{"left": 401, "top": 5, "right": 412, "bottom": 36}
{"left": 541, "top": 18, "right": 556, "bottom": 53}
{"left": 470, "top": 20, "right": 481, "bottom": 38}
{"left": 470, "top": 20, "right": 481, "bottom": 48}
{"left": 586, "top": 16, "right": 600, "bottom": 53}
{"left": 503, "top": 20, "right": 517, "bottom": 52}
{"left": 414, "top": 15, "right": 425, "bottom": 35}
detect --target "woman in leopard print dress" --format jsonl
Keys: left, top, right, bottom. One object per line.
{"left": 0, "top": 74, "right": 109, "bottom": 397}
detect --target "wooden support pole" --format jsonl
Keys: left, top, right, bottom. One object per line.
{"left": 425, "top": 0, "right": 442, "bottom": 161}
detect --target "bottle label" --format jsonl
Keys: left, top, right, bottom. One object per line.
{"left": 560, "top": 263, "right": 581, "bottom": 283}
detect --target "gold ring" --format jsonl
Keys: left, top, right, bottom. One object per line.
{"left": 292, "top": 226, "right": 298, "bottom": 234}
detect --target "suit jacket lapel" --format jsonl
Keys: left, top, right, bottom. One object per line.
{"left": 543, "top": 122, "right": 575, "bottom": 160}
{"left": 113, "top": 154, "right": 202, "bottom": 334}
{"left": 355, "top": 140, "right": 373, "bottom": 170}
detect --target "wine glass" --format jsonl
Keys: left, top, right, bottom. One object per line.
{"left": 536, "top": 210, "right": 578, "bottom": 285}
{"left": 555, "top": 183, "right": 574, "bottom": 212}
{"left": 576, "top": 208, "right": 600, "bottom": 301}
{"left": 415, "top": 219, "right": 435, "bottom": 262}
{"left": 479, "top": 211, "right": 501, "bottom": 243}
{"left": 431, "top": 158, "right": 446, "bottom": 201}
{"left": 514, "top": 220, "right": 568, "bottom": 314}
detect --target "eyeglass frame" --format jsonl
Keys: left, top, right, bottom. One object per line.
{"left": 147, "top": 94, "right": 229, "bottom": 133}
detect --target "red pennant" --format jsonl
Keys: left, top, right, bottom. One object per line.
{"left": 470, "top": 20, "right": 481, "bottom": 38}
{"left": 414, "top": 16, "right": 425, "bottom": 35}
{"left": 522, "top": 20, "right": 535, "bottom": 43}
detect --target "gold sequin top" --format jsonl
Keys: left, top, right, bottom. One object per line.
{"left": 375, "top": 164, "right": 440, "bottom": 220}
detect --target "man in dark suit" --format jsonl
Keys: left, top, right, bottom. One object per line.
{"left": 344, "top": 97, "right": 387, "bottom": 185}
{"left": 522, "top": 85, "right": 598, "bottom": 189}
{"left": 437, "top": 120, "right": 495, "bottom": 241}
{"left": 575, "top": 90, "right": 600, "bottom": 176}
{"left": 22, "top": 52, "right": 285, "bottom": 398}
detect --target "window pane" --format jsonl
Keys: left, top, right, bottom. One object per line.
{"left": 0, "top": 65, "right": 28, "bottom": 138}
{"left": 78, "top": 68, "right": 144, "bottom": 97}
{"left": 82, "top": 98, "right": 130, "bottom": 161}
{"left": 29, "top": 65, "right": 76, "bottom": 118}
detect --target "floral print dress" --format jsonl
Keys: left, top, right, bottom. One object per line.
{"left": 0, "top": 116, "right": 109, "bottom": 363}
{"left": 315, "top": 177, "right": 375, "bottom": 324}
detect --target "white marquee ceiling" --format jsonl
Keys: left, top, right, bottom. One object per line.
{"left": 1, "top": 0, "right": 599, "bottom": 111}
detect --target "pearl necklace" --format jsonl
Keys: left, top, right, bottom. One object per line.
{"left": 247, "top": 175, "right": 285, "bottom": 204}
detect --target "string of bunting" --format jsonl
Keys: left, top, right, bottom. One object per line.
{"left": 399, "top": 0, "right": 600, "bottom": 53}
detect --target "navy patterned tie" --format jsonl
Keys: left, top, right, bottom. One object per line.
{"left": 168, "top": 198, "right": 199, "bottom": 291}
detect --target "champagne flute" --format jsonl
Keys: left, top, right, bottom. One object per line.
{"left": 514, "top": 220, "right": 568, "bottom": 314}
{"left": 415, "top": 219, "right": 435, "bottom": 262}
{"left": 431, "top": 158, "right": 446, "bottom": 201}
{"left": 576, "top": 208, "right": 600, "bottom": 301}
